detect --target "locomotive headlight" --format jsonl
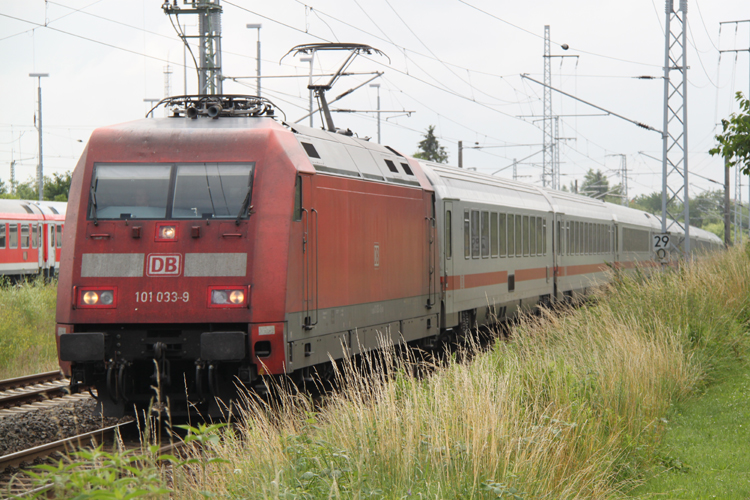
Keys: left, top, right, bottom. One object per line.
{"left": 83, "top": 291, "right": 99, "bottom": 305}
{"left": 160, "top": 226, "right": 177, "bottom": 239}
{"left": 229, "top": 290, "right": 245, "bottom": 304}
{"left": 208, "top": 287, "right": 248, "bottom": 308}
{"left": 78, "top": 288, "right": 117, "bottom": 308}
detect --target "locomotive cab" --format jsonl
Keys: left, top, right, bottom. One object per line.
{"left": 57, "top": 97, "right": 301, "bottom": 416}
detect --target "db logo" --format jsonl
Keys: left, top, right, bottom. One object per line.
{"left": 146, "top": 254, "right": 182, "bottom": 277}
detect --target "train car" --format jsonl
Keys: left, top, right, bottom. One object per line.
{"left": 0, "top": 199, "right": 66, "bottom": 279}
{"left": 55, "top": 95, "right": 722, "bottom": 417}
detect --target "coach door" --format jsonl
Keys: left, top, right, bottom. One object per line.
{"left": 47, "top": 224, "right": 57, "bottom": 274}
{"left": 443, "top": 201, "right": 454, "bottom": 314}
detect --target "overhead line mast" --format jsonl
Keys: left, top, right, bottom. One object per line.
{"left": 661, "top": 0, "right": 689, "bottom": 255}
{"left": 163, "top": 0, "right": 223, "bottom": 95}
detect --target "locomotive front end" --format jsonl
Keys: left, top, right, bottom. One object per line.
{"left": 56, "top": 103, "right": 300, "bottom": 417}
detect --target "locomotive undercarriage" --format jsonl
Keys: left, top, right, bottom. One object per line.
{"left": 62, "top": 323, "right": 257, "bottom": 417}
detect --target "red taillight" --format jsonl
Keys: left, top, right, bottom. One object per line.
{"left": 207, "top": 286, "right": 248, "bottom": 308}
{"left": 77, "top": 287, "right": 117, "bottom": 309}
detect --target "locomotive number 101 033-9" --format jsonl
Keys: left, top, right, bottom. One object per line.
{"left": 135, "top": 291, "right": 190, "bottom": 303}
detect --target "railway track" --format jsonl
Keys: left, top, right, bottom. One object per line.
{"left": 0, "top": 371, "right": 91, "bottom": 417}
{"left": 0, "top": 420, "right": 185, "bottom": 498}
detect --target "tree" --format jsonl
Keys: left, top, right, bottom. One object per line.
{"left": 0, "top": 179, "right": 6, "bottom": 196}
{"left": 710, "top": 92, "right": 750, "bottom": 174}
{"left": 0, "top": 172, "right": 72, "bottom": 201}
{"left": 413, "top": 125, "right": 448, "bottom": 163}
{"left": 580, "top": 169, "right": 609, "bottom": 199}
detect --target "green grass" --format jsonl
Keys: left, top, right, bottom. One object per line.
{"left": 0, "top": 277, "right": 59, "bottom": 379}
{"left": 632, "top": 360, "right": 750, "bottom": 498}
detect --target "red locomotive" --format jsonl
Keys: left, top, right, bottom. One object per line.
{"left": 56, "top": 95, "right": 721, "bottom": 417}
{"left": 0, "top": 199, "right": 65, "bottom": 279}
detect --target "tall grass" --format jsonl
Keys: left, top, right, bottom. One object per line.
{"left": 0, "top": 278, "right": 59, "bottom": 379}
{"left": 10, "top": 248, "right": 745, "bottom": 497}
{"left": 170, "top": 245, "right": 750, "bottom": 499}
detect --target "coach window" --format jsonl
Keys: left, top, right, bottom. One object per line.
{"left": 481, "top": 211, "right": 490, "bottom": 258}
{"left": 490, "top": 212, "right": 498, "bottom": 257}
{"left": 499, "top": 213, "right": 507, "bottom": 257}
{"left": 507, "top": 214, "right": 514, "bottom": 258}
{"left": 31, "top": 224, "right": 38, "bottom": 248}
{"left": 585, "top": 223, "right": 590, "bottom": 255}
{"left": 575, "top": 221, "right": 581, "bottom": 255}
{"left": 464, "top": 210, "right": 470, "bottom": 259}
{"left": 21, "top": 224, "right": 30, "bottom": 249}
{"left": 0, "top": 224, "right": 5, "bottom": 249}
{"left": 56, "top": 225, "right": 62, "bottom": 248}
{"left": 529, "top": 217, "right": 536, "bottom": 256}
{"left": 536, "top": 217, "right": 542, "bottom": 255}
{"left": 515, "top": 215, "right": 522, "bottom": 257}
{"left": 445, "top": 210, "right": 452, "bottom": 259}
{"left": 471, "top": 210, "right": 480, "bottom": 259}
{"left": 541, "top": 218, "right": 547, "bottom": 255}
{"left": 9, "top": 224, "right": 17, "bottom": 249}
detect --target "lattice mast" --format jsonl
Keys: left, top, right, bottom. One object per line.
{"left": 661, "top": 0, "right": 689, "bottom": 254}
{"left": 542, "top": 26, "right": 554, "bottom": 189}
{"left": 163, "top": 0, "right": 223, "bottom": 95}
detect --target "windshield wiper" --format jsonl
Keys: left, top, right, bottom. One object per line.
{"left": 90, "top": 186, "right": 98, "bottom": 225}
{"left": 235, "top": 185, "right": 253, "bottom": 226}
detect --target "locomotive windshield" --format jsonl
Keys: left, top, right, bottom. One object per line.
{"left": 89, "top": 162, "right": 255, "bottom": 220}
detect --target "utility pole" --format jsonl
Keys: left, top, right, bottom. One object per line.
{"left": 725, "top": 156, "right": 731, "bottom": 247}
{"left": 29, "top": 73, "right": 48, "bottom": 202}
{"left": 458, "top": 141, "right": 463, "bottom": 168}
{"left": 247, "top": 23, "right": 262, "bottom": 97}
{"left": 542, "top": 26, "right": 574, "bottom": 189}
{"left": 543, "top": 26, "right": 553, "bottom": 189}
{"left": 163, "top": 65, "right": 172, "bottom": 117}
{"left": 301, "top": 56, "right": 314, "bottom": 126}
{"left": 553, "top": 116, "right": 561, "bottom": 190}
{"left": 163, "top": 1, "right": 223, "bottom": 95}
{"left": 661, "top": 0, "right": 689, "bottom": 255}
{"left": 369, "top": 83, "right": 381, "bottom": 143}
{"left": 719, "top": 18, "right": 750, "bottom": 244}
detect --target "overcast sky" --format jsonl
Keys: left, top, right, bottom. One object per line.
{"left": 1, "top": 0, "right": 748, "bottom": 201}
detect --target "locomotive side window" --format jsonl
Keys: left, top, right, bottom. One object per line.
{"left": 481, "top": 211, "right": 489, "bottom": 258}
{"left": 445, "top": 210, "right": 452, "bottom": 259}
{"left": 400, "top": 162, "right": 414, "bottom": 176}
{"left": 490, "top": 212, "right": 498, "bottom": 257}
{"left": 56, "top": 225, "right": 62, "bottom": 248}
{"left": 0, "top": 223, "right": 5, "bottom": 249}
{"left": 89, "top": 164, "right": 171, "bottom": 219}
{"left": 464, "top": 210, "right": 470, "bottom": 259}
{"left": 499, "top": 213, "right": 507, "bottom": 257}
{"left": 471, "top": 210, "right": 480, "bottom": 259}
{"left": 173, "top": 163, "right": 255, "bottom": 218}
{"left": 293, "top": 175, "right": 303, "bottom": 222}
{"left": 384, "top": 160, "right": 399, "bottom": 173}
{"left": 9, "top": 224, "right": 18, "bottom": 249}
{"left": 21, "top": 224, "right": 30, "bottom": 249}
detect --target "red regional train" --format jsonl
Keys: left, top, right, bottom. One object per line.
{"left": 0, "top": 199, "right": 66, "bottom": 279}
{"left": 55, "top": 95, "right": 722, "bottom": 417}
